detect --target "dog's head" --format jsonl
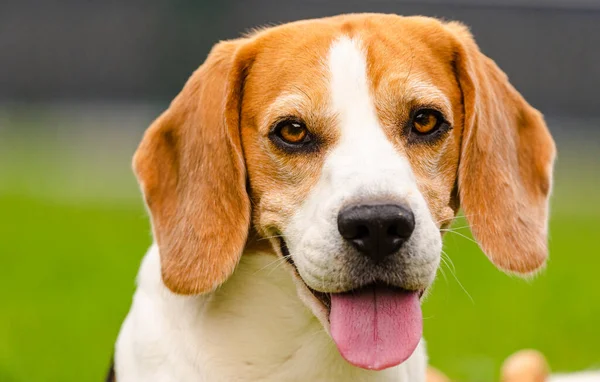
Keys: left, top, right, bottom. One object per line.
{"left": 133, "top": 14, "right": 555, "bottom": 371}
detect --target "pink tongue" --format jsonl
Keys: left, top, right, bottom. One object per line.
{"left": 330, "top": 285, "right": 422, "bottom": 371}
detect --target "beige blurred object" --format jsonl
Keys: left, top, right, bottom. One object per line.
{"left": 501, "top": 349, "right": 551, "bottom": 382}
{"left": 427, "top": 366, "right": 451, "bottom": 382}
{"left": 428, "top": 351, "right": 598, "bottom": 382}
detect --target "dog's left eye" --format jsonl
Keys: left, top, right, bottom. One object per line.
{"left": 270, "top": 119, "right": 313, "bottom": 149}
{"left": 412, "top": 109, "right": 444, "bottom": 134}
{"left": 279, "top": 122, "right": 308, "bottom": 143}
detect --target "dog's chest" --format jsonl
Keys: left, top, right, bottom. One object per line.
{"left": 115, "top": 246, "right": 424, "bottom": 382}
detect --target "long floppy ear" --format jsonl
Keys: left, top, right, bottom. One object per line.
{"left": 447, "top": 22, "right": 556, "bottom": 274}
{"left": 133, "top": 39, "right": 252, "bottom": 294}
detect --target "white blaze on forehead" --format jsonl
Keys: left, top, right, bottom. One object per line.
{"left": 328, "top": 37, "right": 386, "bottom": 145}
{"left": 325, "top": 36, "right": 414, "bottom": 186}
{"left": 328, "top": 37, "right": 376, "bottom": 134}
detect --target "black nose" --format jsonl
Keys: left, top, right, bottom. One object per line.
{"left": 337, "top": 203, "right": 415, "bottom": 262}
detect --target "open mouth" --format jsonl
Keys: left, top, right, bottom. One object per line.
{"left": 279, "top": 238, "right": 332, "bottom": 307}
{"left": 279, "top": 238, "right": 424, "bottom": 371}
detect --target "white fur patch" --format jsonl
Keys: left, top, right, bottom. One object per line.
{"left": 285, "top": 36, "right": 441, "bottom": 293}
{"left": 115, "top": 246, "right": 427, "bottom": 381}
{"left": 551, "top": 373, "right": 600, "bottom": 382}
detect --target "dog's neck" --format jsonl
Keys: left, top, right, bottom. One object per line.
{"left": 115, "top": 245, "right": 426, "bottom": 382}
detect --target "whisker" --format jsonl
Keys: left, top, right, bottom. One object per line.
{"left": 267, "top": 257, "right": 293, "bottom": 276}
{"left": 438, "top": 257, "right": 449, "bottom": 284}
{"left": 441, "top": 249, "right": 474, "bottom": 304}
{"left": 257, "top": 234, "right": 285, "bottom": 242}
{"left": 441, "top": 250, "right": 457, "bottom": 274}
{"left": 442, "top": 224, "right": 472, "bottom": 231}
{"left": 253, "top": 255, "right": 292, "bottom": 275}
{"left": 435, "top": 213, "right": 482, "bottom": 225}
{"left": 440, "top": 229, "right": 479, "bottom": 246}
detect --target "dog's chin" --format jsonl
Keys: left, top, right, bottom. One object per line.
{"left": 279, "top": 238, "right": 426, "bottom": 371}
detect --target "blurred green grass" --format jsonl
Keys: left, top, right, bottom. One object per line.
{"left": 0, "top": 113, "right": 599, "bottom": 381}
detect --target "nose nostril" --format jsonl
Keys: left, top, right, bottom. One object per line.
{"left": 387, "top": 224, "right": 399, "bottom": 237}
{"left": 355, "top": 225, "right": 369, "bottom": 240}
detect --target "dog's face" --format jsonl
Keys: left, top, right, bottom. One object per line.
{"left": 133, "top": 15, "right": 555, "bottom": 371}
{"left": 244, "top": 32, "right": 458, "bottom": 294}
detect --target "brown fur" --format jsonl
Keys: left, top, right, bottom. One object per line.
{"left": 133, "top": 14, "right": 555, "bottom": 295}
{"left": 133, "top": 39, "right": 252, "bottom": 294}
{"left": 447, "top": 22, "right": 556, "bottom": 273}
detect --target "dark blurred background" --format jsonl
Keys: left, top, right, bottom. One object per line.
{"left": 2, "top": 0, "right": 600, "bottom": 115}
{"left": 1, "top": 1, "right": 599, "bottom": 381}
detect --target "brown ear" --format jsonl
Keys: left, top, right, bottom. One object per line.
{"left": 133, "top": 39, "right": 252, "bottom": 294}
{"left": 447, "top": 22, "right": 556, "bottom": 274}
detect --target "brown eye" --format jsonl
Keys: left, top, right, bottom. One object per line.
{"left": 412, "top": 109, "right": 442, "bottom": 134}
{"left": 278, "top": 122, "right": 308, "bottom": 144}
{"left": 270, "top": 119, "right": 313, "bottom": 150}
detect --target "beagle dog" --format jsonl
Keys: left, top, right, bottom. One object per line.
{"left": 113, "top": 14, "right": 556, "bottom": 382}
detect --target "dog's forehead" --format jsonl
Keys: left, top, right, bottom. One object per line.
{"left": 244, "top": 15, "right": 458, "bottom": 129}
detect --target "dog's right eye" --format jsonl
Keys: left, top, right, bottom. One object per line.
{"left": 412, "top": 109, "right": 444, "bottom": 134}
{"left": 278, "top": 122, "right": 308, "bottom": 144}
{"left": 270, "top": 119, "right": 314, "bottom": 150}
